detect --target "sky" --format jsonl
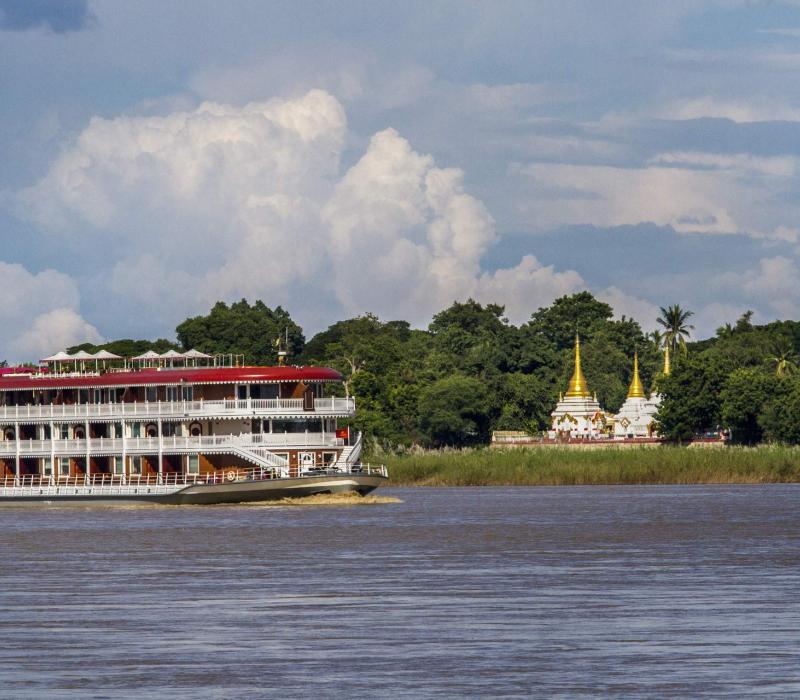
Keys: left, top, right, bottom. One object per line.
{"left": 2, "top": 0, "right": 800, "bottom": 360}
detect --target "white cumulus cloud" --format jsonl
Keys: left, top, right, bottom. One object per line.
{"left": 11, "top": 309, "right": 103, "bottom": 362}
{"left": 0, "top": 262, "right": 100, "bottom": 362}
{"left": 18, "top": 90, "right": 587, "bottom": 333}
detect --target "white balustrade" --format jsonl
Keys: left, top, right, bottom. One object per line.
{"left": 0, "top": 432, "right": 345, "bottom": 457}
{"left": 0, "top": 397, "right": 355, "bottom": 422}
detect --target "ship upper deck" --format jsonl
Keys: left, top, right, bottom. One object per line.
{"left": 0, "top": 365, "right": 343, "bottom": 392}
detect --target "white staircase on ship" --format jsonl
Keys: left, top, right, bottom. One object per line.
{"left": 335, "top": 432, "right": 362, "bottom": 469}
{"left": 232, "top": 444, "right": 290, "bottom": 475}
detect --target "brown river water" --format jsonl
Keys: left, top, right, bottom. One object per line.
{"left": 1, "top": 485, "right": 799, "bottom": 698}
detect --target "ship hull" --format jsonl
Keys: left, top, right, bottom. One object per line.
{"left": 0, "top": 474, "right": 388, "bottom": 506}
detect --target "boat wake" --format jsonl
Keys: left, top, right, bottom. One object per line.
{"left": 246, "top": 491, "right": 402, "bottom": 506}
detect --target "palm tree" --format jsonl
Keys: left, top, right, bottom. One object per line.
{"left": 770, "top": 340, "right": 798, "bottom": 377}
{"left": 657, "top": 304, "right": 694, "bottom": 356}
{"left": 648, "top": 330, "right": 664, "bottom": 351}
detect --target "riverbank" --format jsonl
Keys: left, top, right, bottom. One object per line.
{"left": 381, "top": 446, "right": 800, "bottom": 486}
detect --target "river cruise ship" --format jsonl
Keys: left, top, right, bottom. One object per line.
{"left": 0, "top": 353, "right": 386, "bottom": 504}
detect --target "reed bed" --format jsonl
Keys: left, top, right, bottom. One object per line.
{"left": 382, "top": 446, "right": 800, "bottom": 487}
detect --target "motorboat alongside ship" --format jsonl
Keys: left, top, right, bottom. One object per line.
{"left": 0, "top": 352, "right": 387, "bottom": 504}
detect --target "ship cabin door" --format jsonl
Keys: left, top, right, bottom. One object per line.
{"left": 299, "top": 452, "right": 315, "bottom": 473}
{"left": 303, "top": 386, "right": 315, "bottom": 411}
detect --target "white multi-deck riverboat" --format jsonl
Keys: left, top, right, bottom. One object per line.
{"left": 0, "top": 354, "right": 386, "bottom": 504}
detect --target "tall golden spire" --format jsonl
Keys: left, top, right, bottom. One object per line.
{"left": 627, "top": 351, "right": 645, "bottom": 399}
{"left": 663, "top": 345, "right": 671, "bottom": 376}
{"left": 565, "top": 334, "right": 591, "bottom": 398}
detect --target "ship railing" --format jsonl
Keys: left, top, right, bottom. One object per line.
{"left": 0, "top": 433, "right": 346, "bottom": 457}
{"left": 1, "top": 473, "right": 208, "bottom": 488}
{"left": 345, "top": 463, "right": 388, "bottom": 478}
{"left": 0, "top": 397, "right": 356, "bottom": 421}
{"left": 0, "top": 462, "right": 387, "bottom": 491}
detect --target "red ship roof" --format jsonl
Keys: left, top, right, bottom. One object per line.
{"left": 0, "top": 366, "right": 343, "bottom": 392}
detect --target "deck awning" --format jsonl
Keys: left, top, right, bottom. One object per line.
{"left": 92, "top": 350, "right": 122, "bottom": 360}
{"left": 41, "top": 351, "right": 72, "bottom": 363}
{"left": 183, "top": 348, "right": 213, "bottom": 359}
{"left": 132, "top": 350, "right": 160, "bottom": 360}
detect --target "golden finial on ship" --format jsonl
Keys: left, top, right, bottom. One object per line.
{"left": 565, "top": 334, "right": 592, "bottom": 398}
{"left": 627, "top": 351, "right": 645, "bottom": 399}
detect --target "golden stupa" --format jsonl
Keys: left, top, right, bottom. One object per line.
{"left": 564, "top": 334, "right": 592, "bottom": 398}
{"left": 627, "top": 351, "right": 645, "bottom": 399}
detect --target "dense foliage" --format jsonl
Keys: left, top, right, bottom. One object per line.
{"left": 176, "top": 300, "right": 304, "bottom": 365}
{"left": 59, "top": 294, "right": 800, "bottom": 448}
{"left": 656, "top": 315, "right": 800, "bottom": 445}
{"left": 302, "top": 294, "right": 655, "bottom": 447}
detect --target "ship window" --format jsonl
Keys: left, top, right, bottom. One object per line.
{"left": 146, "top": 387, "right": 157, "bottom": 402}
{"left": 272, "top": 419, "right": 307, "bottom": 433}
{"left": 237, "top": 385, "right": 248, "bottom": 400}
{"left": 131, "top": 423, "right": 141, "bottom": 438}
{"left": 43, "top": 459, "right": 53, "bottom": 476}
{"left": 166, "top": 386, "right": 180, "bottom": 402}
{"left": 114, "top": 457, "right": 124, "bottom": 474}
{"left": 182, "top": 386, "right": 193, "bottom": 401}
{"left": 322, "top": 451, "right": 336, "bottom": 466}
{"left": 78, "top": 389, "right": 89, "bottom": 404}
{"left": 59, "top": 458, "right": 70, "bottom": 476}
{"left": 188, "top": 454, "right": 199, "bottom": 474}
{"left": 260, "top": 385, "right": 279, "bottom": 400}
{"left": 60, "top": 425, "right": 69, "bottom": 439}
{"left": 131, "top": 457, "right": 142, "bottom": 475}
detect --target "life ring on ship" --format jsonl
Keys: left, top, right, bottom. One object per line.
{"left": 226, "top": 470, "right": 237, "bottom": 482}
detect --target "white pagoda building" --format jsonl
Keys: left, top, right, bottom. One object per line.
{"left": 612, "top": 347, "right": 670, "bottom": 439}
{"left": 549, "top": 335, "right": 608, "bottom": 440}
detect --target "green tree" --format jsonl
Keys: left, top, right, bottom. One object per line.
{"left": 418, "top": 376, "right": 491, "bottom": 447}
{"left": 175, "top": 300, "right": 304, "bottom": 365}
{"left": 304, "top": 314, "right": 407, "bottom": 395}
{"left": 720, "top": 368, "right": 778, "bottom": 445}
{"left": 526, "top": 291, "right": 615, "bottom": 350}
{"left": 760, "top": 376, "right": 800, "bottom": 444}
{"left": 496, "top": 372, "right": 552, "bottom": 432}
{"left": 429, "top": 299, "right": 519, "bottom": 375}
{"left": 657, "top": 304, "right": 694, "bottom": 355}
{"left": 655, "top": 354, "right": 728, "bottom": 443}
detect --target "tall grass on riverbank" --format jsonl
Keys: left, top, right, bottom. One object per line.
{"left": 381, "top": 446, "right": 800, "bottom": 486}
